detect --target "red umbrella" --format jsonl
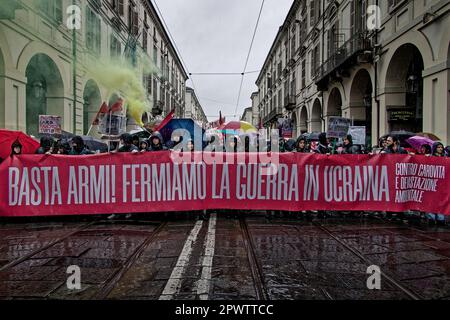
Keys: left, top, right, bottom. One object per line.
{"left": 0, "top": 129, "right": 40, "bottom": 160}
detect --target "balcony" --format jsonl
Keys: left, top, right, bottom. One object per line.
{"left": 284, "top": 95, "right": 296, "bottom": 111}
{"left": 315, "top": 33, "right": 373, "bottom": 91}
{"left": 263, "top": 107, "right": 282, "bottom": 126}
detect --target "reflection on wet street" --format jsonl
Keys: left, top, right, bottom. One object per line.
{"left": 0, "top": 214, "right": 449, "bottom": 300}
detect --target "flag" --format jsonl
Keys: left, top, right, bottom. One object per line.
{"left": 219, "top": 111, "right": 225, "bottom": 126}
{"left": 110, "top": 98, "right": 124, "bottom": 113}
{"left": 155, "top": 109, "right": 175, "bottom": 132}
{"left": 92, "top": 102, "right": 109, "bottom": 125}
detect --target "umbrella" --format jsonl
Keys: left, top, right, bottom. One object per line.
{"left": 416, "top": 132, "right": 441, "bottom": 141}
{"left": 0, "top": 129, "right": 40, "bottom": 159}
{"left": 381, "top": 131, "right": 415, "bottom": 148}
{"left": 159, "top": 118, "right": 205, "bottom": 145}
{"left": 302, "top": 132, "right": 320, "bottom": 141}
{"left": 129, "top": 128, "right": 151, "bottom": 139}
{"left": 406, "top": 136, "right": 434, "bottom": 152}
{"left": 79, "top": 136, "right": 108, "bottom": 153}
{"left": 218, "top": 121, "right": 257, "bottom": 133}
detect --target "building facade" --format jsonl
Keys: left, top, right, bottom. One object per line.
{"left": 0, "top": 0, "right": 188, "bottom": 136}
{"left": 185, "top": 86, "right": 207, "bottom": 127}
{"left": 240, "top": 106, "right": 253, "bottom": 124}
{"left": 255, "top": 0, "right": 450, "bottom": 145}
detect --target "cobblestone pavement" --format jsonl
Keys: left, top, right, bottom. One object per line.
{"left": 0, "top": 213, "right": 449, "bottom": 300}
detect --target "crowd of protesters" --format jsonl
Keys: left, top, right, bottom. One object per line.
{"left": 4, "top": 130, "right": 447, "bottom": 158}
{"left": 3, "top": 129, "right": 448, "bottom": 225}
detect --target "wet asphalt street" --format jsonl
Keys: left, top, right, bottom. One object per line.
{"left": 0, "top": 212, "right": 450, "bottom": 300}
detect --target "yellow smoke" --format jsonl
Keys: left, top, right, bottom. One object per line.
{"left": 86, "top": 57, "right": 158, "bottom": 127}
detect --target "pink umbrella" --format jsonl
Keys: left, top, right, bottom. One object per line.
{"left": 406, "top": 136, "right": 434, "bottom": 152}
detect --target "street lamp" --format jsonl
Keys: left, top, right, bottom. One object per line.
{"left": 32, "top": 81, "right": 45, "bottom": 99}
{"left": 406, "top": 74, "right": 419, "bottom": 94}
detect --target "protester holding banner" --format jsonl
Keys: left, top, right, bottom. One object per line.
{"left": 432, "top": 142, "right": 446, "bottom": 157}
{"left": 148, "top": 131, "right": 167, "bottom": 151}
{"left": 295, "top": 137, "right": 309, "bottom": 153}
{"left": 314, "top": 133, "right": 330, "bottom": 155}
{"left": 118, "top": 133, "right": 139, "bottom": 153}
{"left": 69, "top": 136, "right": 92, "bottom": 155}
{"left": 35, "top": 136, "right": 54, "bottom": 155}
{"left": 420, "top": 144, "right": 432, "bottom": 156}
{"left": 382, "top": 136, "right": 408, "bottom": 154}
{"left": 139, "top": 140, "right": 149, "bottom": 152}
{"left": 10, "top": 140, "right": 22, "bottom": 157}
{"left": 341, "top": 135, "right": 361, "bottom": 155}
{"left": 54, "top": 140, "right": 70, "bottom": 155}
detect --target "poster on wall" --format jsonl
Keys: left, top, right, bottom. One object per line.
{"left": 38, "top": 115, "right": 62, "bottom": 135}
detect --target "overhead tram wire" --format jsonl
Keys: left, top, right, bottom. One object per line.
{"left": 152, "top": 0, "right": 199, "bottom": 95}
{"left": 189, "top": 70, "right": 261, "bottom": 76}
{"left": 233, "top": 0, "right": 266, "bottom": 119}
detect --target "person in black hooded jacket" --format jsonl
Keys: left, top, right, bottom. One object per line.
{"left": 36, "top": 136, "right": 54, "bottom": 154}
{"left": 149, "top": 131, "right": 167, "bottom": 151}
{"left": 118, "top": 133, "right": 139, "bottom": 153}
{"left": 432, "top": 142, "right": 446, "bottom": 157}
{"left": 314, "top": 133, "right": 330, "bottom": 154}
{"left": 69, "top": 136, "right": 92, "bottom": 155}
{"left": 342, "top": 134, "right": 361, "bottom": 154}
{"left": 295, "top": 137, "right": 309, "bottom": 153}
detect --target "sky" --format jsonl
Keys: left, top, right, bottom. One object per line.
{"left": 153, "top": 0, "right": 294, "bottom": 122}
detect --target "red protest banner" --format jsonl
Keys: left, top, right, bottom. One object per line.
{"left": 0, "top": 152, "right": 448, "bottom": 217}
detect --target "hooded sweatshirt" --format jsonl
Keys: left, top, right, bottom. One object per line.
{"left": 342, "top": 135, "right": 361, "bottom": 154}
{"left": 118, "top": 133, "right": 139, "bottom": 153}
{"left": 69, "top": 136, "right": 91, "bottom": 155}
{"left": 314, "top": 133, "right": 330, "bottom": 154}
{"left": 149, "top": 132, "right": 167, "bottom": 151}
{"left": 432, "top": 142, "right": 445, "bottom": 157}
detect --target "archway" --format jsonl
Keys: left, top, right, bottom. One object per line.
{"left": 83, "top": 79, "right": 102, "bottom": 135}
{"left": 311, "top": 99, "right": 322, "bottom": 132}
{"left": 0, "top": 47, "right": 5, "bottom": 128}
{"left": 327, "top": 88, "right": 342, "bottom": 117}
{"left": 349, "top": 69, "right": 373, "bottom": 142}
{"left": 25, "top": 54, "right": 64, "bottom": 136}
{"left": 385, "top": 44, "right": 424, "bottom": 133}
{"left": 299, "top": 106, "right": 308, "bottom": 134}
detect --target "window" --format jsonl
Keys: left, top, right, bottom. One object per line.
{"left": 38, "top": 0, "right": 62, "bottom": 24}
{"left": 143, "top": 28, "right": 148, "bottom": 52}
{"left": 153, "top": 44, "right": 158, "bottom": 65}
{"left": 301, "top": 60, "right": 306, "bottom": 89}
{"left": 327, "top": 22, "right": 338, "bottom": 60}
{"left": 111, "top": 0, "right": 124, "bottom": 16}
{"left": 128, "top": 1, "right": 139, "bottom": 35}
{"left": 311, "top": 46, "right": 319, "bottom": 77}
{"left": 110, "top": 35, "right": 121, "bottom": 58}
{"left": 351, "top": 0, "right": 368, "bottom": 34}
{"left": 144, "top": 75, "right": 152, "bottom": 96}
{"left": 388, "top": 0, "right": 407, "bottom": 12}
{"left": 86, "top": 7, "right": 101, "bottom": 54}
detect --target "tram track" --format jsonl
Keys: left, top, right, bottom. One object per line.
{"left": 0, "top": 220, "right": 98, "bottom": 273}
{"left": 312, "top": 220, "right": 423, "bottom": 300}
{"left": 239, "top": 216, "right": 269, "bottom": 300}
{"left": 94, "top": 220, "right": 168, "bottom": 299}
